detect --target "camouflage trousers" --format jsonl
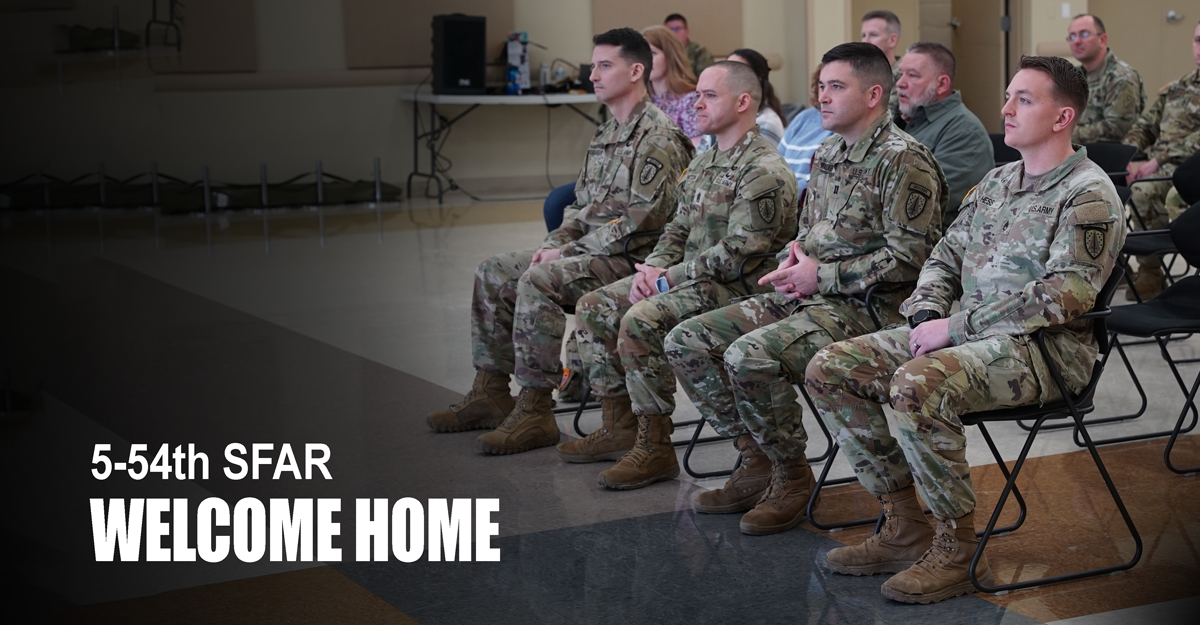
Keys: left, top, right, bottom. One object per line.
{"left": 1129, "top": 161, "right": 1178, "bottom": 233}
{"left": 471, "top": 248, "right": 631, "bottom": 389}
{"left": 804, "top": 328, "right": 1057, "bottom": 519}
{"left": 665, "top": 294, "right": 884, "bottom": 462}
{"left": 575, "top": 274, "right": 744, "bottom": 416}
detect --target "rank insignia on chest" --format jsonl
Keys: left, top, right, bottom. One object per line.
{"left": 639, "top": 157, "right": 663, "bottom": 185}
{"left": 757, "top": 197, "right": 776, "bottom": 224}
{"left": 905, "top": 182, "right": 932, "bottom": 220}
{"left": 1084, "top": 225, "right": 1107, "bottom": 259}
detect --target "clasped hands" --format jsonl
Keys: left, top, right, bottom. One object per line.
{"left": 758, "top": 241, "right": 819, "bottom": 301}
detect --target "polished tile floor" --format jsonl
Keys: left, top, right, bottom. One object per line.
{"left": 2, "top": 197, "right": 1198, "bottom": 624}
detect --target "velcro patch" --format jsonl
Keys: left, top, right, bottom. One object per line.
{"left": 757, "top": 196, "right": 777, "bottom": 225}
{"left": 891, "top": 166, "right": 939, "bottom": 234}
{"left": 639, "top": 157, "right": 663, "bottom": 185}
{"left": 1083, "top": 225, "right": 1107, "bottom": 260}
{"left": 905, "top": 182, "right": 932, "bottom": 220}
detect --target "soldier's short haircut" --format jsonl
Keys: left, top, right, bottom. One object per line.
{"left": 1072, "top": 13, "right": 1106, "bottom": 34}
{"left": 821, "top": 42, "right": 894, "bottom": 95}
{"left": 593, "top": 28, "right": 654, "bottom": 87}
{"left": 705, "top": 60, "right": 763, "bottom": 111}
{"left": 907, "top": 41, "right": 957, "bottom": 82}
{"left": 664, "top": 13, "right": 687, "bottom": 26}
{"left": 862, "top": 9, "right": 901, "bottom": 36}
{"left": 1018, "top": 55, "right": 1089, "bottom": 121}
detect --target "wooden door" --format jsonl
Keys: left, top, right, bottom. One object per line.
{"left": 951, "top": 0, "right": 1006, "bottom": 132}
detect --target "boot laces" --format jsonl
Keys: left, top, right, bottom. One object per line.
{"left": 915, "top": 520, "right": 956, "bottom": 568}
{"left": 451, "top": 382, "right": 488, "bottom": 411}
{"left": 761, "top": 463, "right": 789, "bottom": 503}
{"left": 498, "top": 389, "right": 533, "bottom": 430}
{"left": 620, "top": 420, "right": 654, "bottom": 467}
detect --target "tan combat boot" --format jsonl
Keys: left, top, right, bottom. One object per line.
{"left": 693, "top": 434, "right": 771, "bottom": 513}
{"left": 824, "top": 486, "right": 934, "bottom": 575}
{"left": 555, "top": 395, "right": 637, "bottom": 462}
{"left": 881, "top": 510, "right": 994, "bottom": 604}
{"left": 475, "top": 387, "right": 559, "bottom": 454}
{"left": 427, "top": 370, "right": 515, "bottom": 433}
{"left": 1126, "top": 257, "right": 1165, "bottom": 300}
{"left": 598, "top": 413, "right": 679, "bottom": 490}
{"left": 739, "top": 454, "right": 816, "bottom": 535}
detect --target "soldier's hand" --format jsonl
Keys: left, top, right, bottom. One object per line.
{"left": 909, "top": 318, "right": 952, "bottom": 358}
{"left": 761, "top": 243, "right": 819, "bottom": 298}
{"left": 629, "top": 272, "right": 654, "bottom": 304}
{"left": 530, "top": 248, "right": 562, "bottom": 267}
{"left": 1127, "top": 158, "right": 1159, "bottom": 183}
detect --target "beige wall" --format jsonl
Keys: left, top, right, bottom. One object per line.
{"left": 1027, "top": 0, "right": 1087, "bottom": 58}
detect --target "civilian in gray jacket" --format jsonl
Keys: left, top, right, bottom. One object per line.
{"left": 896, "top": 42, "right": 994, "bottom": 227}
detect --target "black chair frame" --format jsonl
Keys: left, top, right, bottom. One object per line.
{"left": 964, "top": 267, "right": 1142, "bottom": 593}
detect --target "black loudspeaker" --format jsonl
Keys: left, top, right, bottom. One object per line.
{"left": 432, "top": 14, "right": 486, "bottom": 95}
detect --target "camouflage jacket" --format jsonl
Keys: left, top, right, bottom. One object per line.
{"left": 794, "top": 113, "right": 946, "bottom": 319}
{"left": 1072, "top": 50, "right": 1145, "bottom": 144}
{"left": 1123, "top": 68, "right": 1200, "bottom": 168}
{"left": 903, "top": 147, "right": 1126, "bottom": 393}
{"left": 686, "top": 40, "right": 714, "bottom": 79}
{"left": 544, "top": 98, "right": 694, "bottom": 257}
{"left": 643, "top": 127, "right": 799, "bottom": 288}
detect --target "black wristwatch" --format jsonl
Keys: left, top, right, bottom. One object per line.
{"left": 908, "top": 310, "right": 942, "bottom": 329}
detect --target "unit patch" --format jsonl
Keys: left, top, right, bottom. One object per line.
{"left": 639, "top": 157, "right": 663, "bottom": 185}
{"left": 757, "top": 196, "right": 777, "bottom": 224}
{"left": 905, "top": 182, "right": 932, "bottom": 220}
{"left": 1083, "top": 225, "right": 1106, "bottom": 259}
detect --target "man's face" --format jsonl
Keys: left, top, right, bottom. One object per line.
{"left": 896, "top": 52, "right": 942, "bottom": 116}
{"left": 694, "top": 67, "right": 739, "bottom": 136}
{"left": 666, "top": 19, "right": 689, "bottom": 46}
{"left": 861, "top": 18, "right": 896, "bottom": 54}
{"left": 590, "top": 44, "right": 637, "bottom": 104}
{"left": 819, "top": 61, "right": 871, "bottom": 135}
{"left": 1193, "top": 22, "right": 1200, "bottom": 67}
{"left": 1001, "top": 68, "right": 1069, "bottom": 150}
{"left": 1067, "top": 16, "right": 1106, "bottom": 64}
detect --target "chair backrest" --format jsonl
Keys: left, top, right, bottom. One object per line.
{"left": 1092, "top": 265, "right": 1124, "bottom": 356}
{"left": 990, "top": 133, "right": 1021, "bottom": 165}
{"left": 1169, "top": 201, "right": 1200, "bottom": 267}
{"left": 1173, "top": 151, "right": 1200, "bottom": 206}
{"left": 1083, "top": 142, "right": 1137, "bottom": 176}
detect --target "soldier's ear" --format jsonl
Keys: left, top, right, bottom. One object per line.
{"left": 1053, "top": 104, "right": 1077, "bottom": 134}
{"left": 630, "top": 62, "right": 645, "bottom": 84}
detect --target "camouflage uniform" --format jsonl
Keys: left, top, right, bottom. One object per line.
{"left": 806, "top": 147, "right": 1126, "bottom": 519}
{"left": 575, "top": 128, "right": 799, "bottom": 417}
{"left": 1122, "top": 68, "right": 1200, "bottom": 234}
{"left": 686, "top": 40, "right": 714, "bottom": 80}
{"left": 889, "top": 60, "right": 902, "bottom": 121}
{"left": 472, "top": 99, "right": 692, "bottom": 389}
{"left": 1072, "top": 50, "right": 1146, "bottom": 144}
{"left": 665, "top": 113, "right": 946, "bottom": 462}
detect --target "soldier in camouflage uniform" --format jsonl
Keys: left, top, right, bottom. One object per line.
{"left": 1121, "top": 20, "right": 1200, "bottom": 299}
{"left": 426, "top": 29, "right": 693, "bottom": 456}
{"left": 860, "top": 10, "right": 903, "bottom": 117}
{"left": 665, "top": 42, "right": 945, "bottom": 536}
{"left": 1068, "top": 14, "right": 1146, "bottom": 144}
{"left": 664, "top": 14, "right": 714, "bottom": 78}
{"left": 806, "top": 56, "right": 1126, "bottom": 604}
{"left": 560, "top": 61, "right": 799, "bottom": 490}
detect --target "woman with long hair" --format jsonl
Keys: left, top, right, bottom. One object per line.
{"left": 642, "top": 25, "right": 702, "bottom": 146}
{"left": 696, "top": 48, "right": 787, "bottom": 152}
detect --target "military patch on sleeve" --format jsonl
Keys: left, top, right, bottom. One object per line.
{"left": 757, "top": 196, "right": 777, "bottom": 224}
{"left": 1083, "top": 225, "right": 1107, "bottom": 260}
{"left": 639, "top": 157, "right": 664, "bottom": 185}
{"left": 905, "top": 182, "right": 932, "bottom": 220}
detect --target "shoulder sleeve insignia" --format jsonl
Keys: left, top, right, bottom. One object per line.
{"left": 757, "top": 196, "right": 777, "bottom": 224}
{"left": 905, "top": 181, "right": 932, "bottom": 220}
{"left": 639, "top": 157, "right": 664, "bottom": 185}
{"left": 1083, "top": 225, "right": 1107, "bottom": 260}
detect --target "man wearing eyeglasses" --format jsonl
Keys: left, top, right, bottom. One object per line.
{"left": 1067, "top": 14, "right": 1146, "bottom": 144}
{"left": 665, "top": 13, "right": 713, "bottom": 78}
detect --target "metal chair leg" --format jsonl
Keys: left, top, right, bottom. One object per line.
{"left": 1164, "top": 368, "right": 1200, "bottom": 475}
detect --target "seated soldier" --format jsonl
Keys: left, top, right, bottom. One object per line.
{"left": 425, "top": 28, "right": 693, "bottom": 452}
{"left": 1121, "top": 20, "right": 1200, "bottom": 299}
{"left": 665, "top": 42, "right": 946, "bottom": 536}
{"left": 806, "top": 55, "right": 1125, "bottom": 604}
{"left": 556, "top": 61, "right": 799, "bottom": 489}
{"left": 895, "top": 42, "right": 994, "bottom": 225}
{"left": 1067, "top": 13, "right": 1145, "bottom": 144}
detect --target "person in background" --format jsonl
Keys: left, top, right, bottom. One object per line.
{"left": 861, "top": 9, "right": 903, "bottom": 118}
{"left": 697, "top": 48, "right": 787, "bottom": 152}
{"left": 665, "top": 13, "right": 714, "bottom": 78}
{"left": 777, "top": 64, "right": 834, "bottom": 191}
{"left": 643, "top": 25, "right": 703, "bottom": 146}
{"left": 895, "top": 42, "right": 994, "bottom": 225}
{"left": 1067, "top": 13, "right": 1145, "bottom": 144}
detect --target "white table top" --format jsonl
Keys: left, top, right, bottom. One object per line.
{"left": 398, "top": 84, "right": 598, "bottom": 105}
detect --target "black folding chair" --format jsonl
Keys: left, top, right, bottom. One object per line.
{"left": 990, "top": 133, "right": 1020, "bottom": 167}
{"left": 1076, "top": 204, "right": 1200, "bottom": 466}
{"left": 1083, "top": 142, "right": 1137, "bottom": 187}
{"left": 963, "top": 267, "right": 1141, "bottom": 593}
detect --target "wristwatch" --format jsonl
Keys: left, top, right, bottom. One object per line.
{"left": 655, "top": 275, "right": 671, "bottom": 294}
{"left": 908, "top": 310, "right": 942, "bottom": 329}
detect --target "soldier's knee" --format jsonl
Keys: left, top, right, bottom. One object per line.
{"left": 618, "top": 303, "right": 664, "bottom": 345}
{"left": 663, "top": 323, "right": 692, "bottom": 357}
{"left": 889, "top": 356, "right": 947, "bottom": 416}
{"left": 804, "top": 343, "right": 854, "bottom": 389}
